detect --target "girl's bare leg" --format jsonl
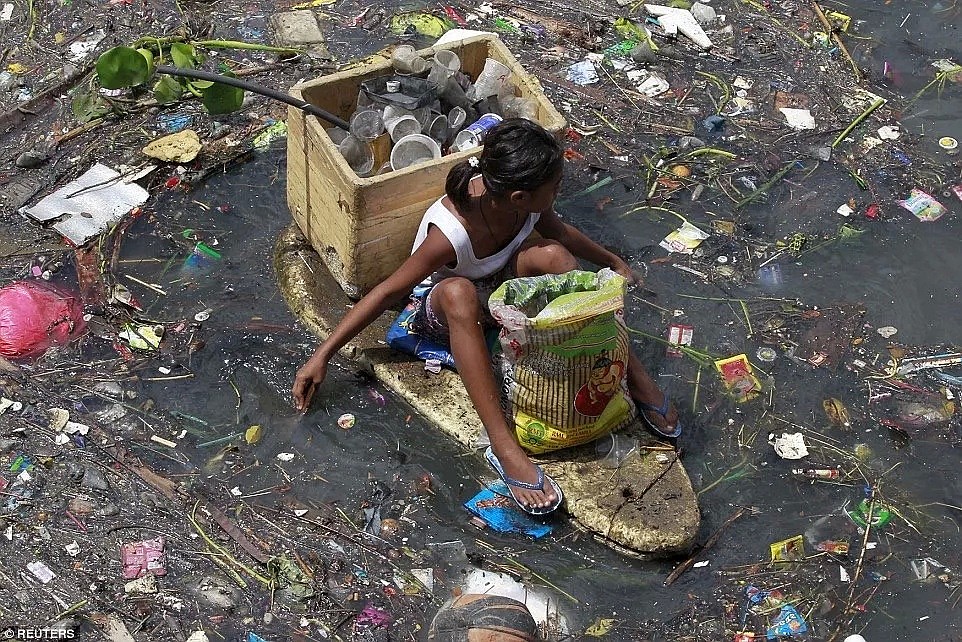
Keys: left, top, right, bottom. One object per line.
{"left": 430, "top": 278, "right": 555, "bottom": 509}
{"left": 628, "top": 350, "right": 678, "bottom": 431}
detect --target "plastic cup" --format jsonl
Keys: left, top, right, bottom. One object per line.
{"left": 427, "top": 49, "right": 461, "bottom": 86}
{"left": 391, "top": 44, "right": 428, "bottom": 75}
{"left": 385, "top": 114, "right": 422, "bottom": 143}
{"left": 424, "top": 114, "right": 449, "bottom": 144}
{"left": 390, "top": 133, "right": 441, "bottom": 171}
{"left": 337, "top": 134, "right": 374, "bottom": 176}
{"left": 434, "top": 49, "right": 461, "bottom": 74}
{"left": 594, "top": 433, "right": 637, "bottom": 469}
{"left": 501, "top": 96, "right": 538, "bottom": 121}
{"left": 468, "top": 57, "right": 512, "bottom": 101}
{"left": 349, "top": 109, "right": 384, "bottom": 142}
{"left": 326, "top": 126, "right": 349, "bottom": 145}
{"left": 448, "top": 106, "right": 467, "bottom": 133}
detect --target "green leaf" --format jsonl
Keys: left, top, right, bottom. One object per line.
{"left": 153, "top": 75, "right": 184, "bottom": 104}
{"left": 71, "top": 89, "right": 111, "bottom": 124}
{"left": 137, "top": 48, "right": 155, "bottom": 77}
{"left": 187, "top": 79, "right": 214, "bottom": 90}
{"left": 170, "top": 42, "right": 197, "bottom": 69}
{"left": 201, "top": 72, "right": 244, "bottom": 115}
{"left": 96, "top": 46, "right": 151, "bottom": 89}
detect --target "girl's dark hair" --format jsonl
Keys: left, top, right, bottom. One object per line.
{"left": 445, "top": 118, "right": 563, "bottom": 209}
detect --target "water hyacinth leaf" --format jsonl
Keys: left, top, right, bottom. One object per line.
{"left": 201, "top": 73, "right": 244, "bottom": 115}
{"left": 153, "top": 75, "right": 183, "bottom": 104}
{"left": 823, "top": 397, "right": 851, "bottom": 427}
{"left": 170, "top": 42, "right": 197, "bottom": 69}
{"left": 137, "top": 48, "right": 155, "bottom": 77}
{"left": 96, "top": 46, "right": 151, "bottom": 89}
{"left": 71, "top": 89, "right": 111, "bottom": 123}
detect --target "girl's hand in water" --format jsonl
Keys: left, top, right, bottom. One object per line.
{"left": 612, "top": 258, "right": 645, "bottom": 287}
{"left": 292, "top": 355, "right": 329, "bottom": 411}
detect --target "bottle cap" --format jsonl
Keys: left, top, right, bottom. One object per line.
{"left": 939, "top": 136, "right": 958, "bottom": 151}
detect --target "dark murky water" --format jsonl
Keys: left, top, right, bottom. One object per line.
{"left": 121, "top": 1, "right": 962, "bottom": 639}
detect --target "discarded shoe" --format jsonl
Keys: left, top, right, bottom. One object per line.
{"left": 483, "top": 447, "right": 564, "bottom": 515}
{"left": 639, "top": 391, "right": 682, "bottom": 438}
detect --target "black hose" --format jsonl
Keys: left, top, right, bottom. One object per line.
{"left": 156, "top": 64, "right": 350, "bottom": 130}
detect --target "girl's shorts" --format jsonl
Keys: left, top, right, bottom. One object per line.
{"left": 407, "top": 265, "right": 515, "bottom": 345}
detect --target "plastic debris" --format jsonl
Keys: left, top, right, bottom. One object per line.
{"left": 897, "top": 188, "right": 946, "bottom": 222}
{"left": 766, "top": 604, "right": 808, "bottom": 639}
{"left": 715, "top": 354, "right": 762, "bottom": 403}
{"left": 770, "top": 433, "right": 809, "bottom": 459}
{"left": 780, "top": 108, "right": 816, "bottom": 130}
{"left": 770, "top": 535, "right": 805, "bottom": 563}
{"left": 0, "top": 281, "right": 86, "bottom": 359}
{"left": 644, "top": 4, "right": 713, "bottom": 49}
{"left": 660, "top": 221, "right": 710, "bottom": 254}
{"left": 337, "top": 413, "right": 356, "bottom": 429}
{"left": 566, "top": 60, "right": 599, "bottom": 86}
{"left": 876, "top": 326, "right": 897, "bottom": 338}
{"left": 463, "top": 482, "right": 554, "bottom": 538}
{"left": 121, "top": 537, "right": 167, "bottom": 579}
{"left": 27, "top": 560, "right": 56, "bottom": 583}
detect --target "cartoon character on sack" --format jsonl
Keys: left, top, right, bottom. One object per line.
{"left": 574, "top": 351, "right": 625, "bottom": 417}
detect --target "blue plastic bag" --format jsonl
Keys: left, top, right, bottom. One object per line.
{"left": 385, "top": 295, "right": 457, "bottom": 368}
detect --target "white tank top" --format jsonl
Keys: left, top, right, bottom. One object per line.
{"left": 411, "top": 192, "right": 540, "bottom": 285}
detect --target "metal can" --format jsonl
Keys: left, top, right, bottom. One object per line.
{"left": 453, "top": 113, "right": 504, "bottom": 151}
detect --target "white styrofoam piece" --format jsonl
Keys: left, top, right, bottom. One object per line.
{"left": 645, "top": 4, "right": 714, "bottom": 49}
{"left": 20, "top": 163, "right": 149, "bottom": 245}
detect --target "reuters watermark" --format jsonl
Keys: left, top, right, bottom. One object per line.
{"left": 0, "top": 628, "right": 76, "bottom": 640}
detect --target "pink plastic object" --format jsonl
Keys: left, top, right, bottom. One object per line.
{"left": 0, "top": 281, "right": 86, "bottom": 359}
{"left": 121, "top": 537, "right": 167, "bottom": 578}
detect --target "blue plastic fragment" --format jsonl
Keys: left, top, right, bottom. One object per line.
{"left": 703, "top": 115, "right": 726, "bottom": 132}
{"left": 766, "top": 604, "right": 808, "bottom": 639}
{"left": 463, "top": 482, "right": 554, "bottom": 538}
{"left": 248, "top": 633, "right": 269, "bottom": 642}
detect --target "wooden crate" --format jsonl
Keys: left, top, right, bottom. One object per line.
{"left": 286, "top": 34, "right": 567, "bottom": 299}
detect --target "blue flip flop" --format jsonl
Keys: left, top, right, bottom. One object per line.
{"left": 639, "top": 391, "right": 682, "bottom": 438}
{"left": 484, "top": 446, "right": 564, "bottom": 516}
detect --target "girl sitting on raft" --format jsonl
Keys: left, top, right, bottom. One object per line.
{"left": 293, "top": 119, "right": 679, "bottom": 514}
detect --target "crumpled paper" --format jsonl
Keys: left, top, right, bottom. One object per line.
{"left": 769, "top": 432, "right": 809, "bottom": 459}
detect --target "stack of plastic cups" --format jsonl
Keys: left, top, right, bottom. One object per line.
{"left": 349, "top": 109, "right": 384, "bottom": 142}
{"left": 424, "top": 114, "right": 450, "bottom": 145}
{"left": 448, "top": 107, "right": 467, "bottom": 133}
{"left": 391, "top": 45, "right": 428, "bottom": 75}
{"left": 328, "top": 127, "right": 374, "bottom": 177}
{"left": 427, "top": 49, "right": 460, "bottom": 87}
{"left": 383, "top": 104, "right": 424, "bottom": 143}
{"left": 391, "top": 134, "right": 441, "bottom": 171}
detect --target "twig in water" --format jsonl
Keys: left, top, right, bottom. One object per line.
{"left": 665, "top": 506, "right": 749, "bottom": 586}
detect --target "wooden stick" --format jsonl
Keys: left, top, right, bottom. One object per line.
{"left": 665, "top": 506, "right": 749, "bottom": 586}
{"left": 812, "top": 2, "right": 862, "bottom": 82}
